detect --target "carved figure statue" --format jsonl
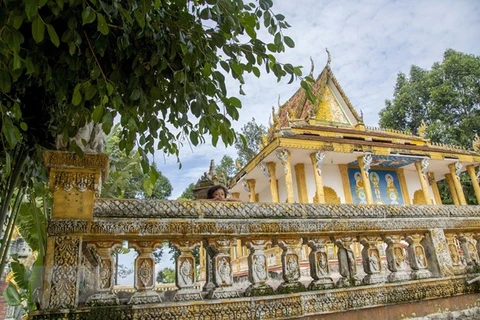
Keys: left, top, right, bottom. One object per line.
{"left": 369, "top": 251, "right": 380, "bottom": 272}
{"left": 286, "top": 255, "right": 300, "bottom": 280}
{"left": 56, "top": 122, "right": 105, "bottom": 153}
{"left": 253, "top": 255, "right": 267, "bottom": 282}
{"left": 415, "top": 246, "right": 426, "bottom": 268}
{"left": 218, "top": 257, "right": 232, "bottom": 284}
{"left": 317, "top": 252, "right": 328, "bottom": 276}
{"left": 180, "top": 259, "right": 193, "bottom": 286}
{"left": 394, "top": 247, "right": 405, "bottom": 269}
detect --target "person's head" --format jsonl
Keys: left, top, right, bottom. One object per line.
{"left": 207, "top": 185, "right": 228, "bottom": 200}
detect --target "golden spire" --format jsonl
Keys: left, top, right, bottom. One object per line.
{"left": 418, "top": 120, "right": 427, "bottom": 138}
{"left": 473, "top": 133, "right": 480, "bottom": 152}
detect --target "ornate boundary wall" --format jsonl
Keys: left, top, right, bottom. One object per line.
{"left": 31, "top": 277, "right": 479, "bottom": 319}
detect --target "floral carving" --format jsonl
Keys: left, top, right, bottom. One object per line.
{"left": 138, "top": 259, "right": 152, "bottom": 288}
{"left": 48, "top": 236, "right": 81, "bottom": 309}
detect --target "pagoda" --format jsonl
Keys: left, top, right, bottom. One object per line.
{"left": 227, "top": 54, "right": 480, "bottom": 282}
{"left": 229, "top": 56, "right": 480, "bottom": 206}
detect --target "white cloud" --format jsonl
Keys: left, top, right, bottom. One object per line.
{"left": 158, "top": 0, "right": 480, "bottom": 199}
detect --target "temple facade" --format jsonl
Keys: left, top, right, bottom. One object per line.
{"left": 227, "top": 61, "right": 480, "bottom": 282}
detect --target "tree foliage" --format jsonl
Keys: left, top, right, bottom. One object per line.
{"left": 379, "top": 49, "right": 480, "bottom": 204}
{"left": 1, "top": 0, "right": 305, "bottom": 165}
{"left": 379, "top": 49, "right": 480, "bottom": 147}
{"left": 178, "top": 183, "right": 195, "bottom": 200}
{"left": 102, "top": 125, "right": 172, "bottom": 199}
{"left": 215, "top": 155, "right": 237, "bottom": 181}
{"left": 156, "top": 267, "right": 175, "bottom": 284}
{"left": 235, "top": 117, "right": 267, "bottom": 166}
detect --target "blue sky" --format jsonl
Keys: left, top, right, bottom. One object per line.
{"left": 154, "top": 0, "right": 480, "bottom": 199}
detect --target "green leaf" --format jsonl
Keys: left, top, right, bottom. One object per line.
{"left": 2, "top": 118, "right": 21, "bottom": 148}
{"left": 10, "top": 260, "right": 30, "bottom": 290}
{"left": 0, "top": 71, "right": 12, "bottom": 93}
{"left": 82, "top": 7, "right": 96, "bottom": 25}
{"left": 97, "top": 13, "right": 109, "bottom": 35}
{"left": 13, "top": 53, "right": 23, "bottom": 70}
{"left": 25, "top": 0, "right": 38, "bottom": 20}
{"left": 5, "top": 152, "right": 11, "bottom": 176}
{"left": 32, "top": 16, "right": 45, "bottom": 43}
{"left": 189, "top": 130, "right": 198, "bottom": 145}
{"left": 134, "top": 11, "right": 145, "bottom": 28}
{"left": 102, "top": 112, "right": 114, "bottom": 134}
{"left": 267, "top": 43, "right": 276, "bottom": 52}
{"left": 72, "top": 84, "right": 82, "bottom": 106}
{"left": 46, "top": 24, "right": 60, "bottom": 47}
{"left": 228, "top": 97, "right": 242, "bottom": 108}
{"left": 3, "top": 283, "right": 21, "bottom": 306}
{"left": 284, "top": 36, "right": 295, "bottom": 48}
{"left": 20, "top": 122, "right": 28, "bottom": 131}
{"left": 92, "top": 105, "right": 104, "bottom": 122}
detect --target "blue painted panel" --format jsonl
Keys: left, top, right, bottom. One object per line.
{"left": 348, "top": 168, "right": 404, "bottom": 204}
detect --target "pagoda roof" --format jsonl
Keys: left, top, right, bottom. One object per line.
{"left": 273, "top": 63, "right": 362, "bottom": 133}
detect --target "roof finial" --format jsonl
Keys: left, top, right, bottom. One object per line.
{"left": 326, "top": 47, "right": 331, "bottom": 67}
{"left": 309, "top": 57, "right": 315, "bottom": 77}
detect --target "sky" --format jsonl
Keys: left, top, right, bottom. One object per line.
{"left": 155, "top": 0, "right": 480, "bottom": 200}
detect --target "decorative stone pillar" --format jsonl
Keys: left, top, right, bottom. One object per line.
{"left": 427, "top": 172, "right": 442, "bottom": 205}
{"left": 360, "top": 236, "right": 384, "bottom": 284}
{"left": 266, "top": 162, "right": 279, "bottom": 203}
{"left": 171, "top": 240, "right": 202, "bottom": 301}
{"left": 247, "top": 179, "right": 256, "bottom": 203}
{"left": 310, "top": 152, "right": 326, "bottom": 204}
{"left": 458, "top": 233, "right": 480, "bottom": 273}
{"left": 275, "top": 238, "right": 305, "bottom": 293}
{"left": 43, "top": 236, "right": 83, "bottom": 309}
{"left": 205, "top": 238, "right": 239, "bottom": 299}
{"left": 406, "top": 234, "right": 431, "bottom": 280}
{"left": 445, "top": 173, "right": 460, "bottom": 205}
{"left": 44, "top": 151, "right": 109, "bottom": 219}
{"left": 445, "top": 233, "right": 464, "bottom": 275}
{"left": 414, "top": 159, "right": 433, "bottom": 205}
{"left": 128, "top": 241, "right": 162, "bottom": 304}
{"left": 427, "top": 229, "right": 455, "bottom": 278}
{"left": 243, "top": 239, "right": 274, "bottom": 296}
{"left": 86, "top": 241, "right": 122, "bottom": 306}
{"left": 202, "top": 241, "right": 216, "bottom": 293}
{"left": 43, "top": 151, "right": 109, "bottom": 310}
{"left": 307, "top": 237, "right": 334, "bottom": 290}
{"left": 466, "top": 165, "right": 480, "bottom": 204}
{"left": 449, "top": 162, "right": 467, "bottom": 205}
{"left": 294, "top": 164, "right": 308, "bottom": 203}
{"left": 357, "top": 154, "right": 374, "bottom": 204}
{"left": 276, "top": 149, "right": 295, "bottom": 203}
{"left": 334, "top": 236, "right": 360, "bottom": 287}
{"left": 383, "top": 235, "right": 409, "bottom": 282}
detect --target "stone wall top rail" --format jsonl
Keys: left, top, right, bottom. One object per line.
{"left": 93, "top": 198, "right": 480, "bottom": 219}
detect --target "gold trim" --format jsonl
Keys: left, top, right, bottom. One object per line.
{"left": 445, "top": 173, "right": 459, "bottom": 205}
{"left": 414, "top": 161, "right": 433, "bottom": 205}
{"left": 467, "top": 165, "right": 480, "bottom": 204}
{"left": 247, "top": 179, "right": 256, "bottom": 203}
{"left": 428, "top": 172, "right": 442, "bottom": 205}
{"left": 294, "top": 164, "right": 308, "bottom": 203}
{"left": 397, "top": 168, "right": 411, "bottom": 205}
{"left": 339, "top": 164, "right": 351, "bottom": 204}
{"left": 266, "top": 162, "right": 279, "bottom": 203}
{"left": 448, "top": 163, "right": 466, "bottom": 205}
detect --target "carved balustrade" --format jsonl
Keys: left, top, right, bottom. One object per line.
{"left": 35, "top": 199, "right": 480, "bottom": 319}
